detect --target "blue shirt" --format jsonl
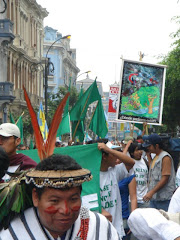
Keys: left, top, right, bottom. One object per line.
{"left": 118, "top": 174, "right": 135, "bottom": 219}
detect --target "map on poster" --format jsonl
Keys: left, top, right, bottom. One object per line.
{"left": 117, "top": 59, "right": 166, "bottom": 125}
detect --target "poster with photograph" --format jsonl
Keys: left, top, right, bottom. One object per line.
{"left": 108, "top": 85, "right": 119, "bottom": 122}
{"left": 117, "top": 59, "right": 166, "bottom": 125}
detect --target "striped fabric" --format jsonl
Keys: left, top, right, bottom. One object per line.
{"left": 0, "top": 208, "right": 120, "bottom": 240}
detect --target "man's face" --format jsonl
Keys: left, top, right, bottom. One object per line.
{"left": 32, "top": 187, "right": 81, "bottom": 238}
{"left": 103, "top": 153, "right": 120, "bottom": 167}
{"left": 0, "top": 135, "right": 20, "bottom": 156}
{"left": 147, "top": 144, "right": 156, "bottom": 153}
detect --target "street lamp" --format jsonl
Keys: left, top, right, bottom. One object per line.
{"left": 44, "top": 34, "right": 71, "bottom": 121}
{"left": 74, "top": 70, "right": 91, "bottom": 85}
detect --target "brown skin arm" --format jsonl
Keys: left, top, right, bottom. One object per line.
{"left": 98, "top": 143, "right": 135, "bottom": 170}
{"left": 129, "top": 177, "right": 137, "bottom": 212}
{"left": 175, "top": 238, "right": 180, "bottom": 240}
{"left": 123, "top": 140, "right": 133, "bottom": 155}
{"left": 101, "top": 208, "right": 112, "bottom": 222}
{"left": 143, "top": 156, "right": 171, "bottom": 201}
{"left": 145, "top": 151, "right": 152, "bottom": 168}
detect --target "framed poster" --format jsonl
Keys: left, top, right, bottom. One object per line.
{"left": 117, "top": 59, "right": 166, "bottom": 125}
{"left": 108, "top": 85, "right": 119, "bottom": 122}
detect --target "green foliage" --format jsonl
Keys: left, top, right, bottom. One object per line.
{"left": 48, "top": 86, "right": 79, "bottom": 122}
{"left": 159, "top": 17, "right": 180, "bottom": 133}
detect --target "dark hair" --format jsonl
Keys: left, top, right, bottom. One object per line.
{"left": 137, "top": 135, "right": 143, "bottom": 140}
{"left": 0, "top": 146, "right": 9, "bottom": 179}
{"left": 34, "top": 154, "right": 82, "bottom": 198}
{"left": 86, "top": 138, "right": 108, "bottom": 145}
{"left": 36, "top": 154, "right": 82, "bottom": 171}
{"left": 128, "top": 142, "right": 139, "bottom": 158}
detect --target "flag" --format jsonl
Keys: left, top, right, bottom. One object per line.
{"left": 38, "top": 102, "right": 49, "bottom": 141}
{"left": 134, "top": 123, "right": 143, "bottom": 131}
{"left": 89, "top": 100, "right": 108, "bottom": 138}
{"left": 9, "top": 112, "right": 15, "bottom": 124}
{"left": 126, "top": 122, "right": 130, "bottom": 131}
{"left": 71, "top": 88, "right": 85, "bottom": 142}
{"left": 19, "top": 143, "right": 102, "bottom": 213}
{"left": 10, "top": 112, "right": 23, "bottom": 143}
{"left": 29, "top": 138, "right": 34, "bottom": 149}
{"left": 72, "top": 120, "right": 84, "bottom": 142}
{"left": 70, "top": 80, "right": 100, "bottom": 121}
{"left": 57, "top": 113, "right": 70, "bottom": 136}
{"left": 120, "top": 123, "right": 124, "bottom": 131}
{"left": 16, "top": 116, "right": 23, "bottom": 144}
{"left": 57, "top": 84, "right": 71, "bottom": 136}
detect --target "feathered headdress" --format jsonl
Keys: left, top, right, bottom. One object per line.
{"left": 0, "top": 87, "right": 70, "bottom": 230}
{"left": 23, "top": 86, "right": 70, "bottom": 160}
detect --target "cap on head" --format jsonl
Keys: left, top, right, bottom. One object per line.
{"left": 0, "top": 123, "right": 20, "bottom": 138}
{"left": 106, "top": 141, "right": 121, "bottom": 150}
{"left": 142, "top": 134, "right": 162, "bottom": 148}
{"left": 124, "top": 135, "right": 134, "bottom": 144}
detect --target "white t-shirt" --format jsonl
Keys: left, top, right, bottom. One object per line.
{"left": 168, "top": 187, "right": 180, "bottom": 213}
{"left": 100, "top": 163, "right": 132, "bottom": 238}
{"left": 128, "top": 208, "right": 180, "bottom": 240}
{"left": 133, "top": 158, "right": 148, "bottom": 203}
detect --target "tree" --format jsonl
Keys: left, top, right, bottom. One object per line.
{"left": 158, "top": 16, "right": 180, "bottom": 134}
{"left": 48, "top": 86, "right": 79, "bottom": 123}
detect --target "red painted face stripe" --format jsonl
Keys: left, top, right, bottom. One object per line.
{"left": 65, "top": 200, "right": 69, "bottom": 214}
{"left": 44, "top": 206, "right": 58, "bottom": 214}
{"left": 71, "top": 205, "right": 81, "bottom": 212}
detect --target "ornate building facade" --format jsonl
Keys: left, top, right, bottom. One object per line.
{"left": 44, "top": 26, "right": 79, "bottom": 94}
{"left": 6, "top": 0, "right": 48, "bottom": 115}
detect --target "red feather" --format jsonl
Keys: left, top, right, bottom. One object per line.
{"left": 23, "top": 86, "right": 46, "bottom": 160}
{"left": 45, "top": 92, "right": 70, "bottom": 156}
{"left": 23, "top": 86, "right": 70, "bottom": 160}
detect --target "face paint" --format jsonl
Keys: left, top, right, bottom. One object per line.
{"left": 71, "top": 205, "right": 81, "bottom": 212}
{"left": 44, "top": 206, "right": 58, "bottom": 214}
{"left": 64, "top": 200, "right": 69, "bottom": 215}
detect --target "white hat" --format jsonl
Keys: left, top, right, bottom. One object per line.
{"left": 0, "top": 123, "right": 20, "bottom": 138}
{"left": 106, "top": 141, "right": 121, "bottom": 150}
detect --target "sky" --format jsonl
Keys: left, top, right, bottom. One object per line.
{"left": 36, "top": 0, "right": 180, "bottom": 92}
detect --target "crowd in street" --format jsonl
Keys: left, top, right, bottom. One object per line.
{"left": 0, "top": 122, "right": 180, "bottom": 239}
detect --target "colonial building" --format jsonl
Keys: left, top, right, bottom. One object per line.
{"left": 76, "top": 74, "right": 103, "bottom": 96}
{"left": 43, "top": 26, "right": 80, "bottom": 94}
{"left": 3, "top": 0, "right": 48, "bottom": 116}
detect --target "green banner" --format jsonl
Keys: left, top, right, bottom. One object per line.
{"left": 17, "top": 143, "right": 102, "bottom": 212}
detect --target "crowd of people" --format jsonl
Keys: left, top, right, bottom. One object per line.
{"left": 0, "top": 122, "right": 180, "bottom": 239}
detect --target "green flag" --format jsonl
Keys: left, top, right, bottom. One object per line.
{"left": 29, "top": 138, "right": 34, "bottom": 149}
{"left": 18, "top": 143, "right": 102, "bottom": 212}
{"left": 16, "top": 116, "right": 23, "bottom": 144}
{"left": 71, "top": 88, "right": 85, "bottom": 142}
{"left": 57, "top": 84, "right": 71, "bottom": 136}
{"left": 89, "top": 100, "right": 108, "bottom": 138}
{"left": 134, "top": 123, "right": 143, "bottom": 131}
{"left": 57, "top": 113, "right": 70, "bottom": 136}
{"left": 70, "top": 80, "right": 100, "bottom": 121}
{"left": 10, "top": 112, "right": 15, "bottom": 124}
{"left": 72, "top": 120, "right": 84, "bottom": 142}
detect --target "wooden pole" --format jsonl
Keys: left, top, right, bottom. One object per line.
{"left": 15, "top": 111, "right": 24, "bottom": 124}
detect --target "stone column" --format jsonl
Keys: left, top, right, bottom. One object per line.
{"left": 0, "top": 39, "right": 8, "bottom": 82}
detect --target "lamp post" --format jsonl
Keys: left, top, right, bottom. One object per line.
{"left": 44, "top": 34, "right": 71, "bottom": 121}
{"left": 30, "top": 34, "right": 71, "bottom": 122}
{"left": 74, "top": 70, "right": 91, "bottom": 85}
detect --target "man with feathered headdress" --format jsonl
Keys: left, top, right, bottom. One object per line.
{"left": 0, "top": 154, "right": 120, "bottom": 240}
